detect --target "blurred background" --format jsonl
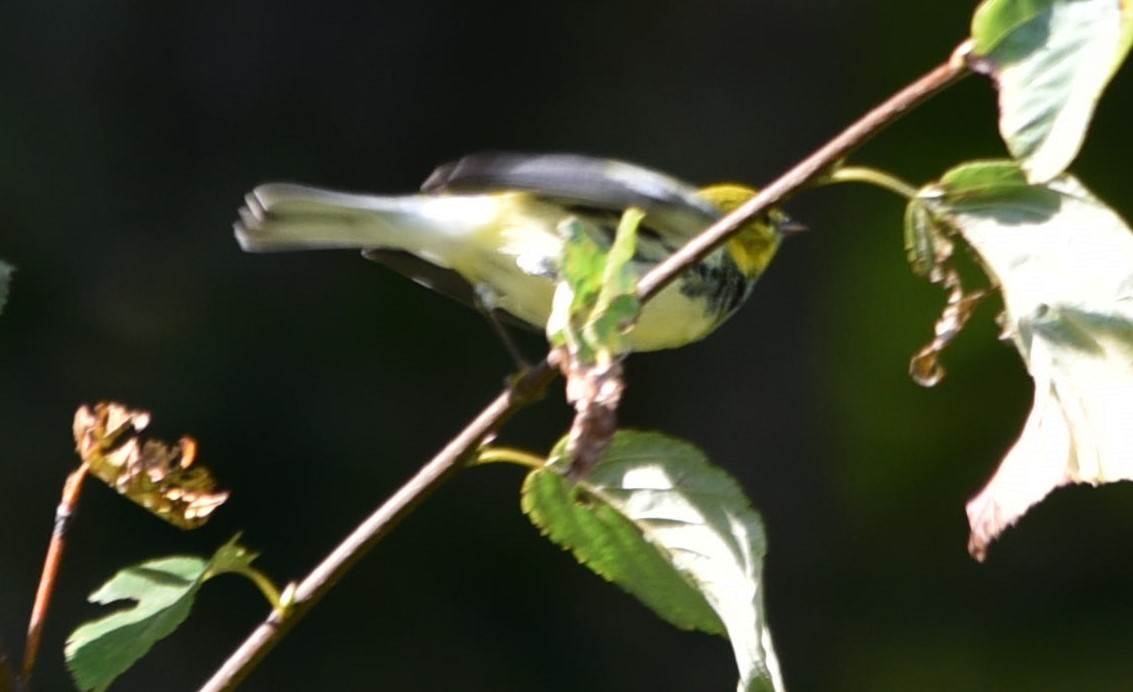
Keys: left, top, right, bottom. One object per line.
{"left": 2, "top": 1, "right": 1132, "bottom": 690}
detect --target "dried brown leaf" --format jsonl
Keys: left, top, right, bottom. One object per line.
{"left": 73, "top": 402, "right": 228, "bottom": 529}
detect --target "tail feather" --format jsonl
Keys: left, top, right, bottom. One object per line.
{"left": 234, "top": 183, "right": 465, "bottom": 254}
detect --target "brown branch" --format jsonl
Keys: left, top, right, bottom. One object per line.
{"left": 22, "top": 464, "right": 90, "bottom": 686}
{"left": 199, "top": 361, "right": 556, "bottom": 691}
{"left": 201, "top": 48, "right": 971, "bottom": 691}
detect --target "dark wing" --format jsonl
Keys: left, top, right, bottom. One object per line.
{"left": 421, "top": 153, "right": 721, "bottom": 239}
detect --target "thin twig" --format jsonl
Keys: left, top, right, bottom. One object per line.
{"left": 201, "top": 51, "right": 970, "bottom": 691}
{"left": 637, "top": 54, "right": 969, "bottom": 302}
{"left": 22, "top": 464, "right": 90, "bottom": 686}
{"left": 199, "top": 361, "right": 555, "bottom": 691}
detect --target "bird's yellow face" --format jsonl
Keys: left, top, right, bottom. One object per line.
{"left": 698, "top": 184, "right": 784, "bottom": 278}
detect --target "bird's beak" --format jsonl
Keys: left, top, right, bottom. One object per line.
{"left": 778, "top": 217, "right": 809, "bottom": 236}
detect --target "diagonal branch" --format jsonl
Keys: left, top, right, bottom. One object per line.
{"left": 638, "top": 50, "right": 969, "bottom": 302}
{"left": 199, "top": 362, "right": 556, "bottom": 691}
{"left": 202, "top": 48, "right": 970, "bottom": 691}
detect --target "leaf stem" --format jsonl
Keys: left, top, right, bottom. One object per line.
{"left": 212, "top": 566, "right": 289, "bottom": 614}
{"left": 820, "top": 166, "right": 921, "bottom": 200}
{"left": 473, "top": 447, "right": 547, "bottom": 470}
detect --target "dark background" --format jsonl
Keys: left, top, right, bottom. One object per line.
{"left": 2, "top": 1, "right": 1133, "bottom": 690}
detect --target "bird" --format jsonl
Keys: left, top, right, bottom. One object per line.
{"left": 234, "top": 152, "right": 792, "bottom": 352}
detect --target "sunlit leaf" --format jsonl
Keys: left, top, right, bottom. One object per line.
{"left": 546, "top": 217, "right": 605, "bottom": 352}
{"left": 65, "top": 537, "right": 260, "bottom": 692}
{"left": 546, "top": 209, "right": 643, "bottom": 362}
{"left": 73, "top": 402, "right": 228, "bottom": 528}
{"left": 969, "top": 0, "right": 1133, "bottom": 182}
{"left": 912, "top": 160, "right": 1133, "bottom": 559}
{"left": 522, "top": 430, "right": 783, "bottom": 692}
{"left": 585, "top": 207, "right": 643, "bottom": 355}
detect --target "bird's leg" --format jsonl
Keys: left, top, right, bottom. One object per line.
{"left": 473, "top": 285, "right": 531, "bottom": 371}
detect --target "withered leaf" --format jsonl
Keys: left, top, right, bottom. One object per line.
{"left": 73, "top": 402, "right": 228, "bottom": 529}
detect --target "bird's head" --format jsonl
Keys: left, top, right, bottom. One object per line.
{"left": 698, "top": 184, "right": 800, "bottom": 277}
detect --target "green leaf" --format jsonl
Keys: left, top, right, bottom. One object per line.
{"left": 969, "top": 0, "right": 1133, "bottom": 182}
{"left": 912, "top": 160, "right": 1133, "bottom": 559}
{"left": 903, "top": 200, "right": 946, "bottom": 280}
{"left": 547, "top": 217, "right": 604, "bottom": 361}
{"left": 522, "top": 430, "right": 783, "bottom": 692}
{"left": 584, "top": 208, "right": 643, "bottom": 356}
{"left": 546, "top": 210, "right": 643, "bottom": 363}
{"left": 561, "top": 218, "right": 609, "bottom": 312}
{"left": 65, "top": 537, "right": 261, "bottom": 691}
{"left": 0, "top": 260, "right": 12, "bottom": 316}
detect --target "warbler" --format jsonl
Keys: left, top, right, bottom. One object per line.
{"left": 234, "top": 153, "right": 791, "bottom": 352}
